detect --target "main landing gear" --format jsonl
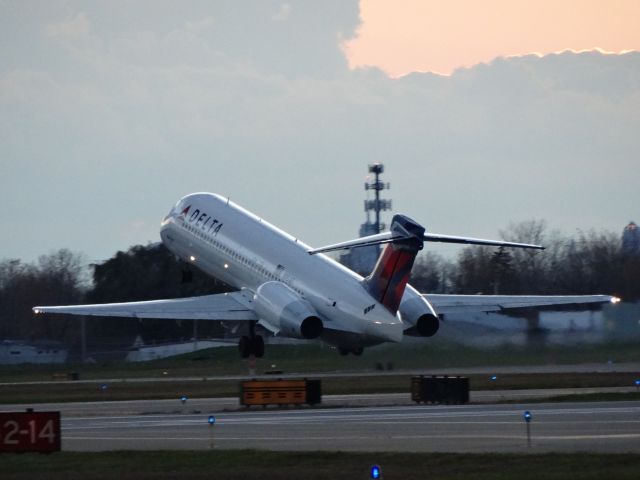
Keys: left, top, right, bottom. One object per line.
{"left": 239, "top": 321, "right": 264, "bottom": 358}
{"left": 338, "top": 346, "right": 363, "bottom": 356}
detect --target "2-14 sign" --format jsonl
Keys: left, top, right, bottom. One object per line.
{"left": 0, "top": 411, "right": 60, "bottom": 453}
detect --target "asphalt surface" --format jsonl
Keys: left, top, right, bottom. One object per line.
{"left": 3, "top": 362, "right": 639, "bottom": 386}
{"left": 2, "top": 362, "right": 639, "bottom": 454}
{"left": 1, "top": 387, "right": 638, "bottom": 417}
{"left": 54, "top": 400, "right": 640, "bottom": 453}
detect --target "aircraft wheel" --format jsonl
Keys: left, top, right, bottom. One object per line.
{"left": 253, "top": 335, "right": 265, "bottom": 358}
{"left": 352, "top": 347, "right": 364, "bottom": 356}
{"left": 239, "top": 336, "right": 251, "bottom": 358}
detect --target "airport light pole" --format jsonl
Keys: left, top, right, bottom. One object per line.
{"left": 523, "top": 411, "right": 532, "bottom": 447}
{"left": 208, "top": 415, "right": 216, "bottom": 449}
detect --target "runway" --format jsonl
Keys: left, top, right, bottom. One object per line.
{"left": 3, "top": 361, "right": 640, "bottom": 387}
{"left": 54, "top": 400, "right": 640, "bottom": 453}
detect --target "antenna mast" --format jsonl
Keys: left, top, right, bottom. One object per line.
{"left": 364, "top": 163, "right": 392, "bottom": 233}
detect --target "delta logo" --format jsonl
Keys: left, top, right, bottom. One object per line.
{"left": 180, "top": 205, "right": 223, "bottom": 235}
{"left": 179, "top": 205, "right": 191, "bottom": 220}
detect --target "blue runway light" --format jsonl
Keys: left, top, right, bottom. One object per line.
{"left": 523, "top": 411, "right": 532, "bottom": 422}
{"left": 99, "top": 383, "right": 108, "bottom": 391}
{"left": 370, "top": 465, "right": 381, "bottom": 479}
{"left": 208, "top": 415, "right": 216, "bottom": 425}
{"left": 490, "top": 375, "right": 497, "bottom": 381}
{"left": 180, "top": 395, "right": 188, "bottom": 404}
{"left": 635, "top": 379, "right": 640, "bottom": 387}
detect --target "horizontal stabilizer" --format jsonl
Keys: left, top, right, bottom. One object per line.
{"left": 308, "top": 232, "right": 397, "bottom": 255}
{"left": 308, "top": 229, "right": 544, "bottom": 255}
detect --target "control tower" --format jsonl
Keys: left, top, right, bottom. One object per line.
{"left": 340, "top": 163, "right": 392, "bottom": 275}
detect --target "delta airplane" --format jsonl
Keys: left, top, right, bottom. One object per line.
{"left": 34, "top": 193, "right": 618, "bottom": 357}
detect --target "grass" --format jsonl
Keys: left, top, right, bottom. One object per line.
{"left": 1, "top": 341, "right": 639, "bottom": 384}
{"left": 1, "top": 341, "right": 639, "bottom": 404}
{"left": 1, "top": 372, "right": 639, "bottom": 405}
{"left": 2, "top": 451, "right": 640, "bottom": 480}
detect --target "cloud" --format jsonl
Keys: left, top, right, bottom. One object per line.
{"left": 344, "top": 0, "right": 640, "bottom": 77}
{"left": 0, "top": 2, "right": 638, "bottom": 263}
{"left": 272, "top": 4, "right": 291, "bottom": 22}
{"left": 44, "top": 12, "right": 90, "bottom": 38}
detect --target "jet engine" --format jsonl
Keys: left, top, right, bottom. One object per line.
{"left": 399, "top": 290, "right": 440, "bottom": 337}
{"left": 253, "top": 281, "right": 323, "bottom": 339}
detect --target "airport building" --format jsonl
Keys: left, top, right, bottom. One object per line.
{"left": 0, "top": 339, "right": 68, "bottom": 364}
{"left": 622, "top": 221, "right": 640, "bottom": 255}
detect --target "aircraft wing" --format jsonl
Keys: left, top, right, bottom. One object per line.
{"left": 33, "top": 291, "right": 257, "bottom": 321}
{"left": 424, "top": 294, "right": 618, "bottom": 316}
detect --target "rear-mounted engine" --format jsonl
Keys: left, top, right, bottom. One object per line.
{"left": 399, "top": 293, "right": 440, "bottom": 337}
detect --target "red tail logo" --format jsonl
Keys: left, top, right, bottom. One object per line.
{"left": 362, "top": 215, "right": 424, "bottom": 314}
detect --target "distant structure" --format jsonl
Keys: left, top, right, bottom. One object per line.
{"left": 125, "top": 336, "right": 235, "bottom": 362}
{"left": 340, "top": 163, "right": 392, "bottom": 275}
{"left": 0, "top": 340, "right": 68, "bottom": 365}
{"left": 622, "top": 221, "right": 640, "bottom": 255}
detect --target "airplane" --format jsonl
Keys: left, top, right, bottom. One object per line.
{"left": 34, "top": 192, "right": 619, "bottom": 357}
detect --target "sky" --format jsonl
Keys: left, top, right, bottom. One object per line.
{"left": 345, "top": 0, "right": 640, "bottom": 76}
{"left": 1, "top": 0, "right": 639, "bottom": 264}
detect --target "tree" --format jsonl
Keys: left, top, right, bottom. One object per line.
{"left": 410, "top": 252, "right": 453, "bottom": 293}
{"left": 452, "top": 246, "right": 494, "bottom": 294}
{"left": 489, "top": 247, "right": 514, "bottom": 294}
{"left": 499, "top": 220, "right": 550, "bottom": 293}
{"left": 87, "top": 243, "right": 232, "bottom": 344}
{"left": 0, "top": 250, "right": 88, "bottom": 342}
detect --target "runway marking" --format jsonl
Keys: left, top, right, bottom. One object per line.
{"left": 61, "top": 404, "right": 640, "bottom": 431}
{"left": 61, "top": 402, "right": 640, "bottom": 422}
{"left": 64, "top": 433, "right": 640, "bottom": 443}
{"left": 103, "top": 410, "right": 639, "bottom": 422}
{"left": 535, "top": 434, "right": 640, "bottom": 441}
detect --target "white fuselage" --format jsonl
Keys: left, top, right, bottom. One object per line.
{"left": 159, "top": 193, "right": 407, "bottom": 347}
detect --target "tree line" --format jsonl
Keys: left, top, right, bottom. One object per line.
{"left": 0, "top": 244, "right": 231, "bottom": 353}
{"left": 0, "top": 221, "right": 637, "bottom": 351}
{"left": 410, "top": 220, "right": 639, "bottom": 301}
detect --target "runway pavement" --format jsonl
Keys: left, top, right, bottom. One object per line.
{"left": 2, "top": 399, "right": 635, "bottom": 453}
{"left": 1, "top": 386, "right": 637, "bottom": 417}
{"left": 3, "top": 364, "right": 640, "bottom": 454}
{"left": 2, "top": 362, "right": 639, "bottom": 387}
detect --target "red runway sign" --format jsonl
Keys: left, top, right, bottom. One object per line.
{"left": 0, "top": 411, "right": 61, "bottom": 453}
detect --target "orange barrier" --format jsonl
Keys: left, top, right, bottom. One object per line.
{"left": 240, "top": 379, "right": 321, "bottom": 407}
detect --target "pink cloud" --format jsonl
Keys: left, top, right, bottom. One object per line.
{"left": 344, "top": 0, "right": 640, "bottom": 77}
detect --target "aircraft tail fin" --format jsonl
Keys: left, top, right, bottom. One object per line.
{"left": 362, "top": 214, "right": 425, "bottom": 314}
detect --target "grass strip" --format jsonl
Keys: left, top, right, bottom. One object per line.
{"left": 1, "top": 341, "right": 638, "bottom": 383}
{"left": 2, "top": 451, "right": 640, "bottom": 480}
{"left": 2, "top": 372, "right": 639, "bottom": 404}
